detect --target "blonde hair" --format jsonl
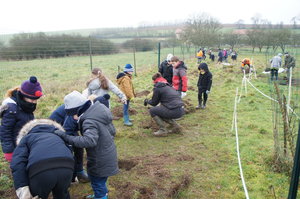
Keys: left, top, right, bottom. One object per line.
{"left": 88, "top": 94, "right": 97, "bottom": 102}
{"left": 4, "top": 86, "right": 19, "bottom": 98}
{"left": 87, "top": 68, "right": 109, "bottom": 90}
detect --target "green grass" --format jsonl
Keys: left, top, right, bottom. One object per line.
{"left": 0, "top": 49, "right": 299, "bottom": 198}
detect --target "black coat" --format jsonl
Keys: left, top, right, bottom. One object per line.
{"left": 197, "top": 71, "right": 213, "bottom": 92}
{"left": 159, "top": 60, "right": 173, "bottom": 84}
{"left": 10, "top": 120, "right": 74, "bottom": 189}
{"left": 148, "top": 82, "right": 183, "bottom": 109}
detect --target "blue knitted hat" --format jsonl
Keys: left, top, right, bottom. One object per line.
{"left": 124, "top": 64, "right": 134, "bottom": 73}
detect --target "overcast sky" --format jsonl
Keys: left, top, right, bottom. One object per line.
{"left": 1, "top": 0, "right": 300, "bottom": 34}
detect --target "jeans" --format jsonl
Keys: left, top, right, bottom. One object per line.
{"left": 271, "top": 69, "right": 278, "bottom": 81}
{"left": 89, "top": 175, "right": 108, "bottom": 198}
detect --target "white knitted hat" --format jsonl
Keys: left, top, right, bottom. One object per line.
{"left": 64, "top": 90, "right": 88, "bottom": 115}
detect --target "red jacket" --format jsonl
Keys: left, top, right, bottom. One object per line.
{"left": 172, "top": 61, "right": 188, "bottom": 92}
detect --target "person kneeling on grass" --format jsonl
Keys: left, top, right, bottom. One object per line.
{"left": 55, "top": 91, "right": 118, "bottom": 199}
{"left": 10, "top": 119, "right": 74, "bottom": 199}
{"left": 144, "top": 73, "right": 184, "bottom": 136}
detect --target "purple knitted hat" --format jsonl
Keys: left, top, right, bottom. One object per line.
{"left": 20, "top": 76, "right": 43, "bottom": 99}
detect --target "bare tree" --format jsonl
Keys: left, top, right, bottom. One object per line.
{"left": 182, "top": 13, "right": 222, "bottom": 48}
{"left": 223, "top": 32, "right": 240, "bottom": 50}
{"left": 235, "top": 19, "right": 245, "bottom": 29}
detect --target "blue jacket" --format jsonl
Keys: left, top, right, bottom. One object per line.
{"left": 0, "top": 97, "right": 34, "bottom": 153}
{"left": 49, "top": 104, "right": 66, "bottom": 125}
{"left": 10, "top": 120, "right": 74, "bottom": 189}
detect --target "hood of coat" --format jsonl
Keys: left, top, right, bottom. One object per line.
{"left": 80, "top": 101, "right": 112, "bottom": 125}
{"left": 176, "top": 61, "right": 187, "bottom": 70}
{"left": 116, "top": 73, "right": 131, "bottom": 85}
{"left": 17, "top": 119, "right": 65, "bottom": 145}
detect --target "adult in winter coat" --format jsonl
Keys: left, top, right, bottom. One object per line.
{"left": 116, "top": 64, "right": 136, "bottom": 126}
{"left": 10, "top": 119, "right": 74, "bottom": 199}
{"left": 87, "top": 67, "right": 127, "bottom": 106}
{"left": 196, "top": 63, "right": 213, "bottom": 109}
{"left": 0, "top": 76, "right": 43, "bottom": 162}
{"left": 159, "top": 53, "right": 174, "bottom": 85}
{"left": 55, "top": 91, "right": 118, "bottom": 199}
{"left": 170, "top": 56, "right": 188, "bottom": 98}
{"left": 144, "top": 73, "right": 184, "bottom": 136}
{"left": 270, "top": 53, "right": 282, "bottom": 81}
{"left": 284, "top": 52, "right": 296, "bottom": 80}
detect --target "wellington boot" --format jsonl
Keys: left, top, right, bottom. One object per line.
{"left": 152, "top": 116, "right": 168, "bottom": 136}
{"left": 165, "top": 119, "right": 182, "bottom": 134}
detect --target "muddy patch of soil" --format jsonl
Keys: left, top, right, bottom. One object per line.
{"left": 139, "top": 118, "right": 159, "bottom": 131}
{"left": 188, "top": 86, "right": 196, "bottom": 91}
{"left": 111, "top": 106, "right": 138, "bottom": 117}
{"left": 176, "top": 154, "right": 195, "bottom": 161}
{"left": 118, "top": 159, "right": 138, "bottom": 171}
{"left": 167, "top": 174, "right": 192, "bottom": 197}
{"left": 183, "top": 99, "right": 196, "bottom": 114}
{"left": 136, "top": 90, "right": 151, "bottom": 97}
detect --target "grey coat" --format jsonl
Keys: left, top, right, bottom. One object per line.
{"left": 56, "top": 101, "right": 118, "bottom": 177}
{"left": 88, "top": 78, "right": 126, "bottom": 101}
{"left": 270, "top": 56, "right": 282, "bottom": 69}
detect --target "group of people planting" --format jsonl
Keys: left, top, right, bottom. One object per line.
{"left": 0, "top": 53, "right": 213, "bottom": 199}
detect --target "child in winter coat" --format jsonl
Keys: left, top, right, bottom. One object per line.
{"left": 10, "top": 119, "right": 74, "bottom": 199}
{"left": 196, "top": 63, "right": 213, "bottom": 109}
{"left": 49, "top": 95, "right": 111, "bottom": 183}
{"left": 170, "top": 56, "right": 188, "bottom": 98}
{"left": 55, "top": 91, "right": 118, "bottom": 199}
{"left": 116, "top": 64, "right": 136, "bottom": 126}
{"left": 86, "top": 68, "right": 127, "bottom": 105}
{"left": 0, "top": 76, "right": 43, "bottom": 162}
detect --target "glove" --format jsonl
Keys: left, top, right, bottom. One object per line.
{"left": 143, "top": 99, "right": 148, "bottom": 106}
{"left": 206, "top": 90, "right": 210, "bottom": 94}
{"left": 121, "top": 97, "right": 127, "bottom": 104}
{"left": 181, "top": 92, "right": 187, "bottom": 98}
{"left": 4, "top": 153, "right": 13, "bottom": 162}
{"left": 54, "top": 130, "right": 67, "bottom": 139}
{"left": 16, "top": 186, "right": 33, "bottom": 199}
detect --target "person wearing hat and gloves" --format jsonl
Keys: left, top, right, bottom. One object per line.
{"left": 270, "top": 53, "right": 282, "bottom": 81}
{"left": 284, "top": 52, "right": 296, "bottom": 82}
{"left": 54, "top": 91, "right": 118, "bottom": 199}
{"left": 144, "top": 73, "right": 184, "bottom": 136}
{"left": 0, "top": 76, "right": 43, "bottom": 162}
{"left": 49, "top": 94, "right": 111, "bottom": 184}
{"left": 10, "top": 119, "right": 74, "bottom": 199}
{"left": 159, "top": 54, "right": 174, "bottom": 85}
{"left": 116, "top": 64, "right": 136, "bottom": 126}
{"left": 196, "top": 63, "right": 213, "bottom": 109}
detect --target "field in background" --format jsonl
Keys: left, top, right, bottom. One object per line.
{"left": 0, "top": 49, "right": 299, "bottom": 198}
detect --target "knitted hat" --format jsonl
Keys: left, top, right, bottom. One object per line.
{"left": 64, "top": 91, "right": 89, "bottom": 116}
{"left": 124, "top": 64, "right": 134, "bottom": 73}
{"left": 166, "top": 54, "right": 173, "bottom": 61}
{"left": 20, "top": 76, "right": 43, "bottom": 99}
{"left": 94, "top": 94, "right": 110, "bottom": 108}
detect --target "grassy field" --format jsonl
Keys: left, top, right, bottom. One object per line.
{"left": 0, "top": 49, "right": 299, "bottom": 198}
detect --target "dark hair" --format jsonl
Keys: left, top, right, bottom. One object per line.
{"left": 152, "top": 72, "right": 162, "bottom": 81}
{"left": 170, "top": 56, "right": 179, "bottom": 62}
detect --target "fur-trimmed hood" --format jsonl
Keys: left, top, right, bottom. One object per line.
{"left": 17, "top": 119, "right": 65, "bottom": 145}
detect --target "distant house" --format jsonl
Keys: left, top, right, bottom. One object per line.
{"left": 175, "top": 28, "right": 183, "bottom": 39}
{"left": 233, "top": 29, "right": 247, "bottom": 35}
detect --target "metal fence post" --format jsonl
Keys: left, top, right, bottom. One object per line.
{"left": 158, "top": 42, "right": 161, "bottom": 69}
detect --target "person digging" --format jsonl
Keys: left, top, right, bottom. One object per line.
{"left": 144, "top": 73, "right": 184, "bottom": 136}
